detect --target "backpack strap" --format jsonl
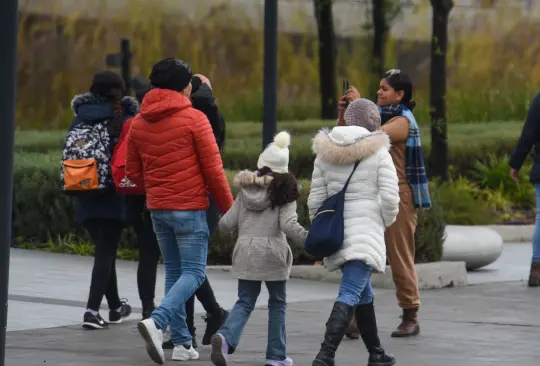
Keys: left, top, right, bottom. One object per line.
{"left": 341, "top": 160, "right": 361, "bottom": 193}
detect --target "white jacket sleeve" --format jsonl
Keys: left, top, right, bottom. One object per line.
{"left": 377, "top": 150, "right": 400, "bottom": 227}
{"left": 307, "top": 157, "right": 328, "bottom": 219}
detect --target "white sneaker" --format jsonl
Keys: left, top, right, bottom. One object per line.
{"left": 138, "top": 319, "right": 165, "bottom": 365}
{"left": 172, "top": 345, "right": 200, "bottom": 361}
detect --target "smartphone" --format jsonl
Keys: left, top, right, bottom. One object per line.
{"left": 342, "top": 79, "right": 350, "bottom": 95}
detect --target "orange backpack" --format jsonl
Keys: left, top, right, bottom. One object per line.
{"left": 61, "top": 122, "right": 112, "bottom": 195}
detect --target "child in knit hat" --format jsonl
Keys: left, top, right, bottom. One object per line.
{"left": 308, "top": 98, "right": 399, "bottom": 366}
{"left": 210, "top": 131, "right": 308, "bottom": 366}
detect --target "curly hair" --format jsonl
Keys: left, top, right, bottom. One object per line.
{"left": 257, "top": 166, "right": 300, "bottom": 209}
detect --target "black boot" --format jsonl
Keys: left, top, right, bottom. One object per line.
{"left": 355, "top": 302, "right": 395, "bottom": 366}
{"left": 312, "top": 302, "right": 354, "bottom": 366}
{"left": 202, "top": 308, "right": 229, "bottom": 345}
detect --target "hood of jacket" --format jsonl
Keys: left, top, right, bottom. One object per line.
{"left": 233, "top": 170, "right": 274, "bottom": 211}
{"left": 191, "top": 83, "right": 215, "bottom": 107}
{"left": 312, "top": 126, "right": 390, "bottom": 165}
{"left": 140, "top": 88, "right": 192, "bottom": 123}
{"left": 71, "top": 93, "right": 138, "bottom": 123}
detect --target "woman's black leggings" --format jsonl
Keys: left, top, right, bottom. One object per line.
{"left": 85, "top": 219, "right": 124, "bottom": 312}
{"left": 133, "top": 209, "right": 161, "bottom": 310}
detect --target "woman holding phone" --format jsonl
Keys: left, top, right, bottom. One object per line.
{"left": 339, "top": 70, "right": 431, "bottom": 338}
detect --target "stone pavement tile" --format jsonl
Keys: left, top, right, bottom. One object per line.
{"left": 7, "top": 248, "right": 344, "bottom": 331}
{"left": 467, "top": 243, "right": 532, "bottom": 285}
{"left": 8, "top": 248, "right": 341, "bottom": 311}
{"left": 6, "top": 282, "right": 539, "bottom": 366}
{"left": 7, "top": 300, "right": 82, "bottom": 332}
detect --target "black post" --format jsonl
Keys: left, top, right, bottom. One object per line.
{"left": 121, "top": 39, "right": 133, "bottom": 97}
{"left": 428, "top": 0, "right": 453, "bottom": 180}
{"left": 262, "top": 0, "right": 278, "bottom": 150}
{"left": 0, "top": 1, "right": 18, "bottom": 365}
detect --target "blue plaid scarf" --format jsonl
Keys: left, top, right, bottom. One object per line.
{"left": 379, "top": 104, "right": 432, "bottom": 209}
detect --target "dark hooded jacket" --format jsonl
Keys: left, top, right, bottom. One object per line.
{"left": 190, "top": 79, "right": 226, "bottom": 151}
{"left": 510, "top": 92, "right": 540, "bottom": 183}
{"left": 68, "top": 93, "right": 139, "bottom": 225}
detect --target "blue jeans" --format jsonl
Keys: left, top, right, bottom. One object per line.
{"left": 150, "top": 210, "right": 209, "bottom": 345}
{"left": 337, "top": 260, "right": 374, "bottom": 306}
{"left": 218, "top": 280, "right": 287, "bottom": 361}
{"left": 533, "top": 185, "right": 540, "bottom": 263}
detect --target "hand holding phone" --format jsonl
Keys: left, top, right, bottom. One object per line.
{"left": 338, "top": 79, "right": 350, "bottom": 125}
{"left": 342, "top": 79, "right": 350, "bottom": 95}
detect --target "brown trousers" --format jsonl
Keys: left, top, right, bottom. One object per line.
{"left": 385, "top": 190, "right": 421, "bottom": 309}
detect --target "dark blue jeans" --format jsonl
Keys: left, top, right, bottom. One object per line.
{"left": 533, "top": 185, "right": 540, "bottom": 263}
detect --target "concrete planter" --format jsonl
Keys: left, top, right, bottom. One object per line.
{"left": 443, "top": 225, "right": 504, "bottom": 270}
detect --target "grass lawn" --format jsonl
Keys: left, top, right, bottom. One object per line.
{"left": 15, "top": 120, "right": 524, "bottom": 154}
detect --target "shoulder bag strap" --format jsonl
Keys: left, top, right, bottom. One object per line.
{"left": 341, "top": 160, "right": 361, "bottom": 193}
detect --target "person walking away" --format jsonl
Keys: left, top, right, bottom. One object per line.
{"left": 116, "top": 87, "right": 163, "bottom": 321}
{"left": 210, "top": 131, "right": 307, "bottom": 366}
{"left": 126, "top": 58, "right": 233, "bottom": 364}
{"left": 161, "top": 74, "right": 229, "bottom": 350}
{"left": 509, "top": 92, "right": 540, "bottom": 286}
{"left": 308, "top": 99, "right": 399, "bottom": 366}
{"left": 341, "top": 70, "right": 431, "bottom": 338}
{"left": 62, "top": 71, "right": 136, "bottom": 329}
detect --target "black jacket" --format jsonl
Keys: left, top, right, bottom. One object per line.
{"left": 510, "top": 92, "right": 540, "bottom": 183}
{"left": 190, "top": 80, "right": 226, "bottom": 151}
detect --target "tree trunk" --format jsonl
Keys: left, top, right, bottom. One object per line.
{"left": 314, "top": 0, "right": 337, "bottom": 119}
{"left": 429, "top": 0, "right": 453, "bottom": 181}
{"left": 371, "top": 0, "right": 388, "bottom": 99}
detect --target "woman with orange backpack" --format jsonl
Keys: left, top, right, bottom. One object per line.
{"left": 61, "top": 71, "right": 137, "bottom": 329}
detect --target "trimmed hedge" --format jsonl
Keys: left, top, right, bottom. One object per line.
{"left": 13, "top": 151, "right": 445, "bottom": 264}
{"left": 15, "top": 121, "right": 523, "bottom": 180}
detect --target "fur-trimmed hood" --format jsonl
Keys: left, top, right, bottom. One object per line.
{"left": 71, "top": 93, "right": 139, "bottom": 122}
{"left": 233, "top": 170, "right": 273, "bottom": 211}
{"left": 312, "top": 126, "right": 390, "bottom": 165}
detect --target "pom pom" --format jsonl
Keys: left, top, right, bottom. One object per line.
{"left": 273, "top": 131, "right": 291, "bottom": 149}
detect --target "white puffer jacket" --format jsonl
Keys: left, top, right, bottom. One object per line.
{"left": 307, "top": 126, "right": 400, "bottom": 273}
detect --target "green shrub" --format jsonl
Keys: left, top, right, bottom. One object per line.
{"left": 414, "top": 183, "right": 445, "bottom": 263}
{"left": 473, "top": 154, "right": 535, "bottom": 209}
{"left": 12, "top": 152, "right": 445, "bottom": 264}
{"left": 435, "top": 177, "right": 498, "bottom": 225}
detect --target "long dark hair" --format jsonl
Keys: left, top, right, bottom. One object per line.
{"left": 108, "top": 89, "right": 124, "bottom": 140}
{"left": 257, "top": 166, "right": 300, "bottom": 209}
{"left": 89, "top": 71, "right": 126, "bottom": 139}
{"left": 383, "top": 70, "right": 416, "bottom": 111}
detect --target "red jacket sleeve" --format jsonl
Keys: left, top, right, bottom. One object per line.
{"left": 192, "top": 113, "right": 233, "bottom": 213}
{"left": 125, "top": 121, "right": 144, "bottom": 186}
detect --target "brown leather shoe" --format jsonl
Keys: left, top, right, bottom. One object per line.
{"left": 528, "top": 262, "right": 540, "bottom": 287}
{"left": 391, "top": 308, "right": 420, "bottom": 338}
{"left": 345, "top": 313, "right": 360, "bottom": 339}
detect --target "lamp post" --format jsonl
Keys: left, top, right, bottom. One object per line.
{"left": 106, "top": 39, "right": 133, "bottom": 96}
{"left": 262, "top": 0, "right": 278, "bottom": 149}
{"left": 0, "top": 0, "right": 19, "bottom": 365}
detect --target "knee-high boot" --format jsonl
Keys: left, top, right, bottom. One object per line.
{"left": 355, "top": 302, "right": 396, "bottom": 366}
{"left": 312, "top": 302, "right": 354, "bottom": 366}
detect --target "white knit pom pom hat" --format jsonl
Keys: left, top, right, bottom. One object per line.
{"left": 257, "top": 131, "right": 291, "bottom": 173}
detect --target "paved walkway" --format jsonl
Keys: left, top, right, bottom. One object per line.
{"left": 4, "top": 245, "right": 539, "bottom": 365}
{"left": 6, "top": 281, "right": 539, "bottom": 366}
